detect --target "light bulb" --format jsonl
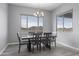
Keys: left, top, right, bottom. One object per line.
{"left": 37, "top": 11, "right": 39, "bottom": 14}
{"left": 33, "top": 13, "right": 37, "bottom": 16}
{"left": 41, "top": 12, "right": 44, "bottom": 16}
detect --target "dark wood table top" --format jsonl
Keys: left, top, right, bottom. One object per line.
{"left": 22, "top": 35, "right": 56, "bottom": 40}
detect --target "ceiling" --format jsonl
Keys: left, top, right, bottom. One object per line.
{"left": 10, "top": 3, "right": 63, "bottom": 11}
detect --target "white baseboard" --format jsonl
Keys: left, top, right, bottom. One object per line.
{"left": 8, "top": 42, "right": 18, "bottom": 46}
{"left": 0, "top": 44, "right": 8, "bottom": 55}
{"left": 57, "top": 41, "right": 79, "bottom": 51}
{"left": 0, "top": 42, "right": 18, "bottom": 55}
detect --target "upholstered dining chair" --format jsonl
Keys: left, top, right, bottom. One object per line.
{"left": 17, "top": 32, "right": 29, "bottom": 53}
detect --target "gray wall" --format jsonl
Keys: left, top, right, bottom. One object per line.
{"left": 0, "top": 4, "right": 8, "bottom": 52}
{"left": 8, "top": 4, "right": 52, "bottom": 43}
{"left": 52, "top": 3, "right": 79, "bottom": 48}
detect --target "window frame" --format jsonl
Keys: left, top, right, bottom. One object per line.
{"left": 56, "top": 9, "right": 73, "bottom": 32}
{"left": 20, "top": 14, "right": 44, "bottom": 32}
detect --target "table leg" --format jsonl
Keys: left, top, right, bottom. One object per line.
{"left": 27, "top": 40, "right": 31, "bottom": 52}
{"left": 45, "top": 41, "right": 51, "bottom": 49}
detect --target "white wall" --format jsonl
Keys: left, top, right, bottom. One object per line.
{"left": 52, "top": 3, "right": 79, "bottom": 48}
{"left": 8, "top": 4, "right": 52, "bottom": 43}
{"left": 0, "top": 4, "right": 8, "bottom": 52}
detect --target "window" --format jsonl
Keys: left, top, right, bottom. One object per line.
{"left": 21, "top": 15, "right": 43, "bottom": 33}
{"left": 39, "top": 17, "right": 43, "bottom": 26}
{"left": 57, "top": 10, "right": 73, "bottom": 31}
{"left": 28, "top": 16, "right": 38, "bottom": 32}
{"left": 21, "top": 15, "right": 27, "bottom": 29}
{"left": 64, "top": 12, "right": 72, "bottom": 31}
{"left": 57, "top": 16, "right": 63, "bottom": 31}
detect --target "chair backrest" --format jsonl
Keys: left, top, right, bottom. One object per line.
{"left": 43, "top": 32, "right": 52, "bottom": 40}
{"left": 17, "top": 32, "right": 21, "bottom": 43}
{"left": 44, "top": 32, "right": 52, "bottom": 37}
{"left": 33, "top": 32, "right": 42, "bottom": 40}
{"left": 34, "top": 32, "right": 42, "bottom": 37}
{"left": 28, "top": 32, "right": 34, "bottom": 36}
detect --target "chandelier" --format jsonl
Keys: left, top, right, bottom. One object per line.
{"left": 33, "top": 9, "right": 44, "bottom": 17}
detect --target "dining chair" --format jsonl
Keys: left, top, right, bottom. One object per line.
{"left": 31, "top": 32, "right": 42, "bottom": 52}
{"left": 17, "top": 32, "right": 29, "bottom": 53}
{"left": 44, "top": 32, "right": 57, "bottom": 48}
{"left": 42, "top": 32, "right": 52, "bottom": 49}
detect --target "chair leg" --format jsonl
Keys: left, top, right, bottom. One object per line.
{"left": 43, "top": 44, "right": 45, "bottom": 50}
{"left": 49, "top": 41, "right": 51, "bottom": 49}
{"left": 33, "top": 45, "right": 34, "bottom": 52}
{"left": 39, "top": 44, "right": 41, "bottom": 51}
{"left": 37, "top": 44, "right": 38, "bottom": 50}
{"left": 32, "top": 45, "right": 34, "bottom": 53}
{"left": 55, "top": 41, "right": 56, "bottom": 48}
{"left": 18, "top": 44, "right": 21, "bottom": 53}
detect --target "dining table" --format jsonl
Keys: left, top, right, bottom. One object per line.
{"left": 22, "top": 35, "right": 56, "bottom": 52}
